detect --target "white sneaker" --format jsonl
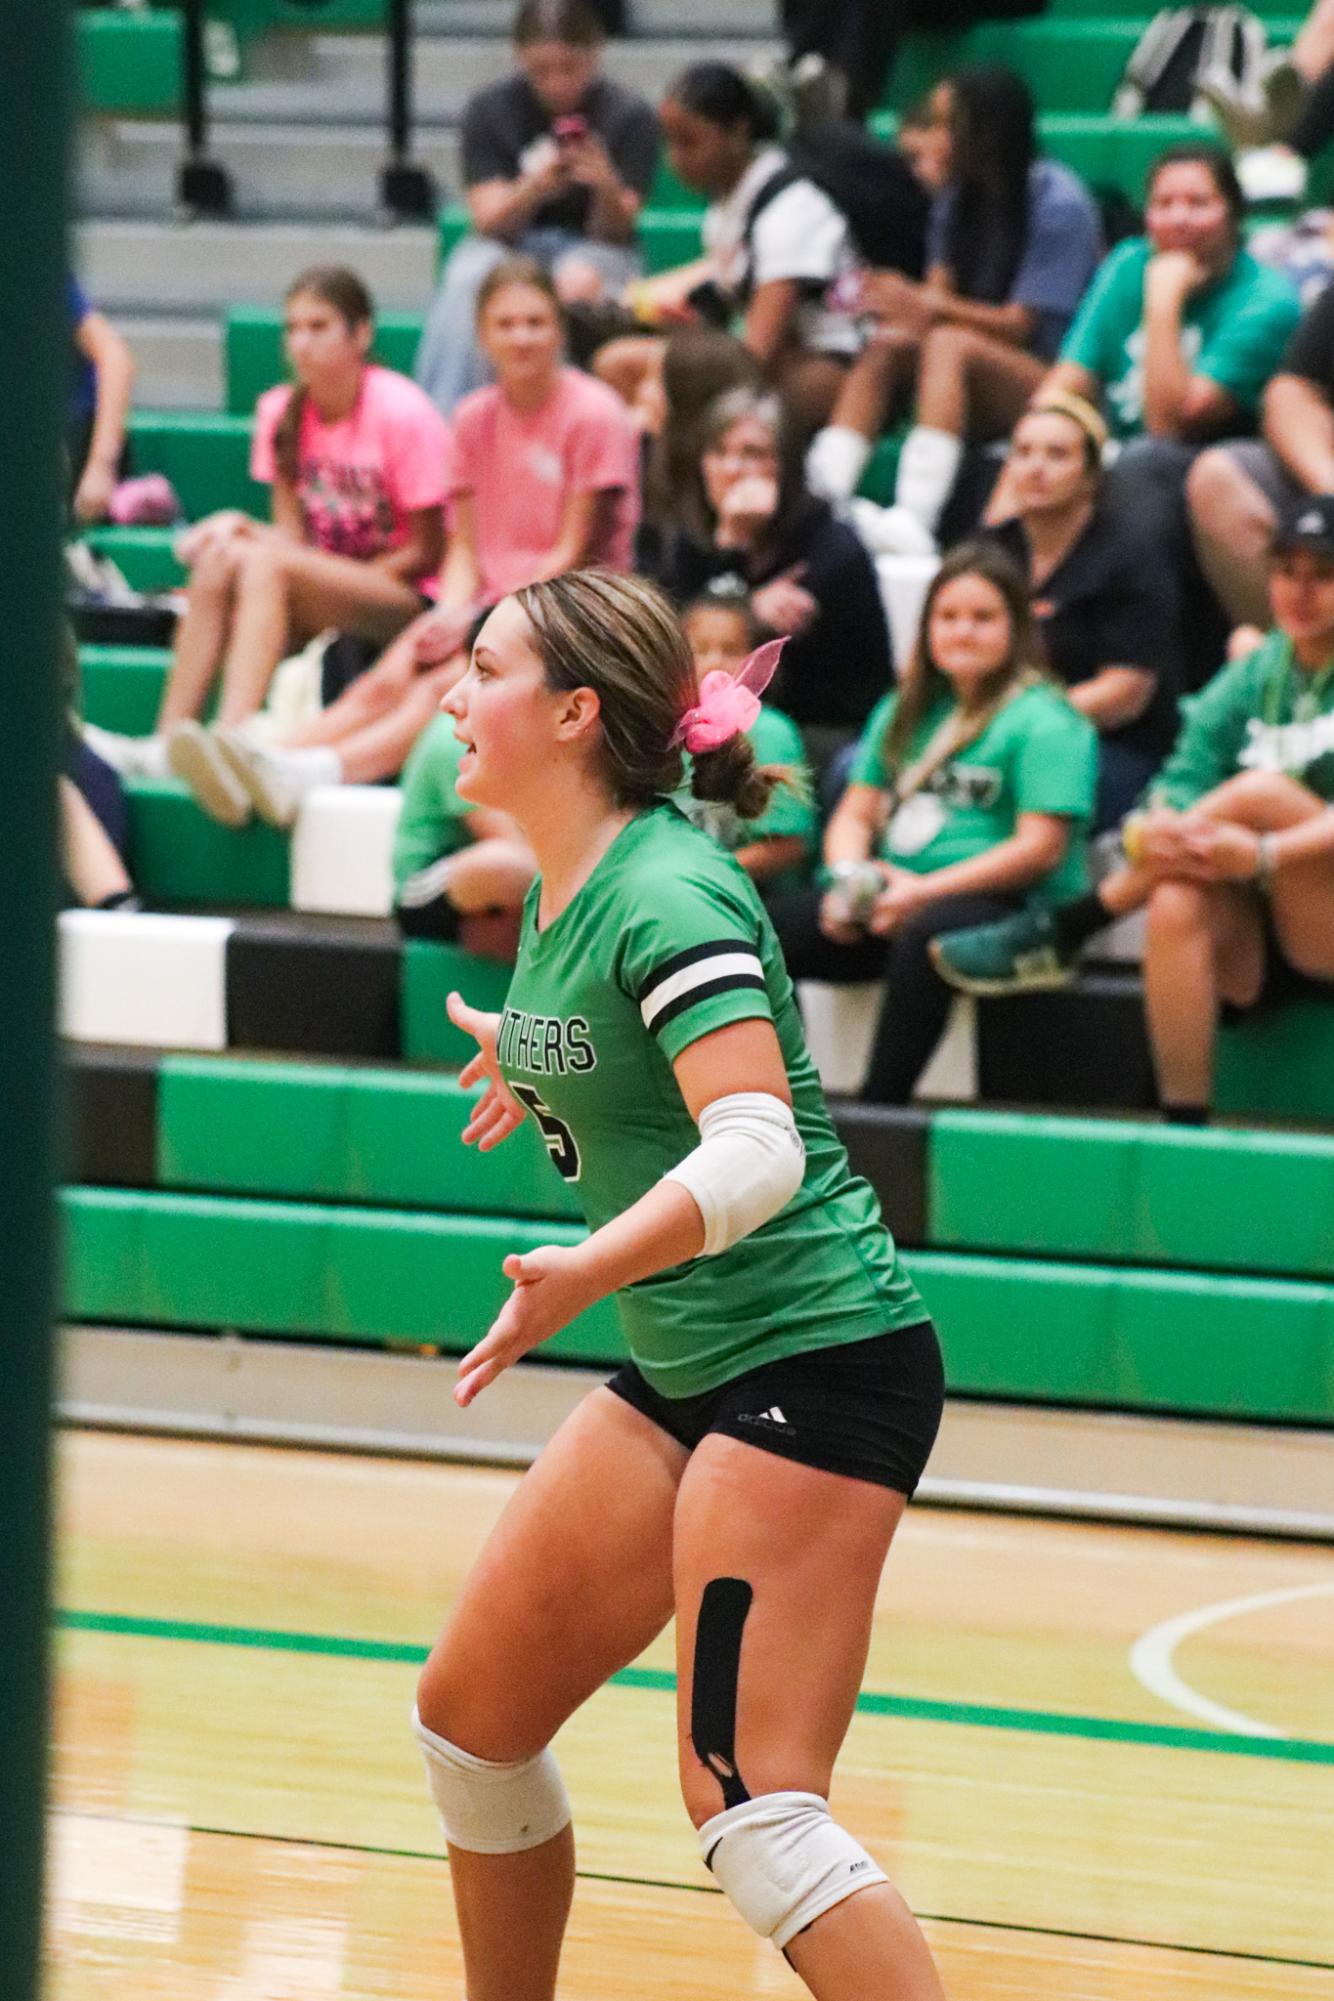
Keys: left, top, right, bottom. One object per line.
{"left": 848, "top": 499, "right": 938, "bottom": 557}
{"left": 82, "top": 722, "right": 169, "bottom": 780}
{"left": 1237, "top": 144, "right": 1308, "bottom": 205}
{"left": 217, "top": 734, "right": 337, "bottom": 829}
{"left": 165, "top": 720, "right": 253, "bottom": 827}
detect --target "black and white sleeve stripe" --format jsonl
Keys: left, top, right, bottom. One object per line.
{"left": 636, "top": 938, "right": 767, "bottom": 1037}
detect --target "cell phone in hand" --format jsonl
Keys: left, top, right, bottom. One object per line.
{"left": 553, "top": 115, "right": 588, "bottom": 147}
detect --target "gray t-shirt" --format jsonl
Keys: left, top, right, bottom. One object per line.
{"left": 927, "top": 157, "right": 1103, "bottom": 360}
{"left": 461, "top": 74, "right": 659, "bottom": 238}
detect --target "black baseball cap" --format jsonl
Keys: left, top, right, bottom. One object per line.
{"left": 1273, "top": 494, "right": 1334, "bottom": 558}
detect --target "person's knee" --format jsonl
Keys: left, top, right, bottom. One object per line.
{"left": 187, "top": 540, "right": 241, "bottom": 596}
{"left": 919, "top": 322, "right": 978, "bottom": 374}
{"left": 687, "top": 1782, "right": 887, "bottom": 1949}
{"left": 553, "top": 256, "right": 604, "bottom": 304}
{"left": 414, "top": 1673, "right": 571, "bottom": 1853}
{"left": 235, "top": 536, "right": 290, "bottom": 591}
{"left": 1186, "top": 447, "right": 1274, "bottom": 539}
{"left": 417, "top": 1653, "right": 545, "bottom": 1766}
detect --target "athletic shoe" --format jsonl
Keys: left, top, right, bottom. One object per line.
{"left": 166, "top": 721, "right": 253, "bottom": 826}
{"left": 82, "top": 721, "right": 169, "bottom": 781}
{"left": 929, "top": 907, "right": 1078, "bottom": 997}
{"left": 216, "top": 732, "right": 334, "bottom": 829}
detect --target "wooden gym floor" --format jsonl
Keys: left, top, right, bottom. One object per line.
{"left": 48, "top": 1429, "right": 1334, "bottom": 2000}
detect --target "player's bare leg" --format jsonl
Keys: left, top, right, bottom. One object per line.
{"left": 416, "top": 1388, "right": 684, "bottom": 2001}
{"left": 674, "top": 1438, "right": 948, "bottom": 2000}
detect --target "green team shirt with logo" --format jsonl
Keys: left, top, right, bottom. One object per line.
{"left": 496, "top": 801, "right": 924, "bottom": 1398}
{"left": 849, "top": 682, "right": 1096, "bottom": 904}
{"left": 1149, "top": 630, "right": 1334, "bottom": 809}
{"left": 1059, "top": 238, "right": 1300, "bottom": 440}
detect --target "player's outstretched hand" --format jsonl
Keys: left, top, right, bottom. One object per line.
{"left": 454, "top": 1245, "right": 594, "bottom": 1406}
{"left": 448, "top": 990, "right": 526, "bottom": 1151}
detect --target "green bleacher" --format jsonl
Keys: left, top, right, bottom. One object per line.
{"left": 61, "top": 1052, "right": 1334, "bottom": 1423}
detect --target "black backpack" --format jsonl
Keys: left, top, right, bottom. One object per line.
{"left": 1112, "top": 6, "right": 1268, "bottom": 116}
{"left": 744, "top": 127, "right": 929, "bottom": 284}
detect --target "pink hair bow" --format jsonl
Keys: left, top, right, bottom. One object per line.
{"left": 671, "top": 637, "right": 787, "bottom": 753}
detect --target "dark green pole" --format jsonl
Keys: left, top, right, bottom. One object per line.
{"left": 0, "top": 0, "right": 65, "bottom": 1994}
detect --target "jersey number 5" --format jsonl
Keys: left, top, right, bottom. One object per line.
{"left": 512, "top": 1084, "right": 581, "bottom": 1182}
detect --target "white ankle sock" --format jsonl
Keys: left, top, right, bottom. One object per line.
{"left": 894, "top": 425, "right": 964, "bottom": 533}
{"left": 83, "top": 724, "right": 169, "bottom": 780}
{"left": 805, "top": 426, "right": 873, "bottom": 502}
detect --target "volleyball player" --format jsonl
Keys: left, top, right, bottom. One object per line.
{"left": 414, "top": 569, "right": 948, "bottom": 2001}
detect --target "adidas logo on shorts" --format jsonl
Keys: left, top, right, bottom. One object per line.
{"left": 737, "top": 1405, "right": 795, "bottom": 1435}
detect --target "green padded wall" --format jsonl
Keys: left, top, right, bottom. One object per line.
{"left": 903, "top": 1250, "right": 1334, "bottom": 1423}
{"left": 128, "top": 413, "right": 262, "bottom": 521}
{"left": 60, "top": 1190, "right": 1334, "bottom": 1420}
{"left": 78, "top": 11, "right": 182, "bottom": 116}
{"left": 225, "top": 308, "right": 426, "bottom": 417}
{"left": 1215, "top": 1002, "right": 1334, "bottom": 1124}
{"left": 401, "top": 940, "right": 512, "bottom": 1064}
{"left": 158, "top": 1056, "right": 582, "bottom": 1219}
{"left": 62, "top": 1185, "right": 622, "bottom": 1359}
{"left": 79, "top": 647, "right": 169, "bottom": 737}
{"left": 930, "top": 1111, "right": 1334, "bottom": 1280}
{"left": 126, "top": 779, "right": 290, "bottom": 907}
{"left": 84, "top": 528, "right": 186, "bottom": 593}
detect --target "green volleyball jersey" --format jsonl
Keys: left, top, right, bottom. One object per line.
{"left": 496, "top": 801, "right": 925, "bottom": 1397}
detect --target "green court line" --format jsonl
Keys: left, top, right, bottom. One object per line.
{"left": 55, "top": 1608, "right": 1334, "bottom": 1767}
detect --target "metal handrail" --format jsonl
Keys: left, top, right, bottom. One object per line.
{"left": 174, "top": 0, "right": 437, "bottom": 222}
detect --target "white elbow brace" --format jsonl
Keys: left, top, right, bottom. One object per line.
{"left": 664, "top": 1091, "right": 805, "bottom": 1257}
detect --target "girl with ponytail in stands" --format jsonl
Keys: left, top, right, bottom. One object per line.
{"left": 417, "top": 565, "right": 947, "bottom": 2001}
{"left": 86, "top": 267, "right": 450, "bottom": 791}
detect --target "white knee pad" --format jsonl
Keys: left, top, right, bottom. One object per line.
{"left": 698, "top": 1791, "right": 887, "bottom": 1950}
{"left": 412, "top": 1707, "right": 571, "bottom": 1855}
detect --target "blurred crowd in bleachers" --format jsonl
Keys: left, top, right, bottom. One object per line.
{"left": 65, "top": 0, "right": 1334, "bottom": 1121}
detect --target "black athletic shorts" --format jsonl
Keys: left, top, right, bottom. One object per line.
{"left": 606, "top": 1321, "right": 944, "bottom": 1495}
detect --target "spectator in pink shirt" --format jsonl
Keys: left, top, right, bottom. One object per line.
{"left": 87, "top": 268, "right": 451, "bottom": 800}
{"left": 182, "top": 256, "right": 641, "bottom": 829}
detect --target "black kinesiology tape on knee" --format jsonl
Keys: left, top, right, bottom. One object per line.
{"left": 691, "top": 1576, "right": 753, "bottom": 1811}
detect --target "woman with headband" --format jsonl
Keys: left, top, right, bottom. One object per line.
{"left": 987, "top": 392, "right": 1181, "bottom": 828}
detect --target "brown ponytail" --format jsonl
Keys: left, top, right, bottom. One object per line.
{"left": 272, "top": 265, "right": 375, "bottom": 486}
{"left": 690, "top": 734, "right": 778, "bottom": 822}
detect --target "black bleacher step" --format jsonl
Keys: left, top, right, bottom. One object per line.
{"left": 61, "top": 1043, "right": 160, "bottom": 1187}
{"left": 977, "top": 974, "right": 1156, "bottom": 1112}
{"left": 226, "top": 911, "right": 401, "bottom": 1059}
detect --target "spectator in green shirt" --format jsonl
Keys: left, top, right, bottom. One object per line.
{"left": 393, "top": 712, "right": 536, "bottom": 959}
{"left": 990, "top": 144, "right": 1301, "bottom": 682}
{"left": 933, "top": 497, "right": 1334, "bottom": 1120}
{"left": 674, "top": 580, "right": 817, "bottom": 897}
{"left": 770, "top": 540, "right": 1096, "bottom": 1101}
